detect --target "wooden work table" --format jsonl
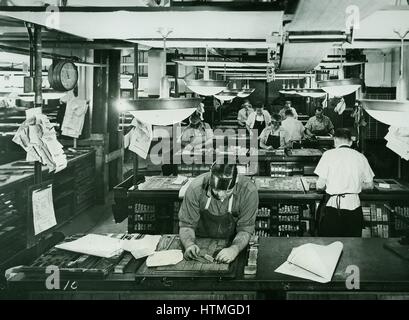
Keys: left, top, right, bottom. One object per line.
{"left": 5, "top": 237, "right": 409, "bottom": 299}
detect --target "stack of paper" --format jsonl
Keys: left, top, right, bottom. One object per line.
{"left": 385, "top": 127, "right": 409, "bottom": 160}
{"left": 275, "top": 241, "right": 343, "bottom": 283}
{"left": 62, "top": 97, "right": 88, "bottom": 138}
{"left": 55, "top": 234, "right": 162, "bottom": 260}
{"left": 12, "top": 108, "right": 67, "bottom": 173}
{"left": 55, "top": 234, "right": 124, "bottom": 259}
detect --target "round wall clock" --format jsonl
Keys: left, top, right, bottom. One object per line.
{"left": 48, "top": 60, "right": 78, "bottom": 91}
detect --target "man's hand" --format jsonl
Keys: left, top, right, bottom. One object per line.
{"left": 184, "top": 244, "right": 200, "bottom": 260}
{"left": 215, "top": 246, "right": 239, "bottom": 264}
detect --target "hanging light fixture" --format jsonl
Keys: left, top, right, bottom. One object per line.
{"left": 360, "top": 29, "right": 409, "bottom": 128}
{"left": 123, "top": 29, "right": 201, "bottom": 126}
{"left": 279, "top": 74, "right": 326, "bottom": 98}
{"left": 184, "top": 46, "right": 227, "bottom": 96}
{"left": 238, "top": 79, "right": 255, "bottom": 98}
{"left": 317, "top": 45, "right": 362, "bottom": 97}
{"left": 214, "top": 64, "right": 239, "bottom": 103}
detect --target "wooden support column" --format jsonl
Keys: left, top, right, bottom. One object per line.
{"left": 33, "top": 25, "right": 42, "bottom": 184}
{"left": 133, "top": 44, "right": 139, "bottom": 186}
{"left": 107, "top": 50, "right": 122, "bottom": 190}
{"left": 91, "top": 50, "right": 121, "bottom": 203}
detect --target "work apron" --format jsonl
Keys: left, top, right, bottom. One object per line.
{"left": 253, "top": 119, "right": 266, "bottom": 136}
{"left": 266, "top": 132, "right": 281, "bottom": 149}
{"left": 316, "top": 145, "right": 362, "bottom": 236}
{"left": 196, "top": 193, "right": 238, "bottom": 240}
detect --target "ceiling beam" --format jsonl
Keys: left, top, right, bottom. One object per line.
{"left": 0, "top": 3, "right": 285, "bottom": 12}
{"left": 0, "top": 39, "right": 136, "bottom": 49}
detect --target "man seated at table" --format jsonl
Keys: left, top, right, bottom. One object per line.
{"left": 278, "top": 100, "right": 298, "bottom": 120}
{"left": 178, "top": 162, "right": 258, "bottom": 263}
{"left": 281, "top": 109, "right": 305, "bottom": 145}
{"left": 180, "top": 111, "right": 214, "bottom": 149}
{"left": 305, "top": 107, "right": 335, "bottom": 137}
{"left": 237, "top": 99, "right": 254, "bottom": 127}
{"left": 259, "top": 113, "right": 287, "bottom": 150}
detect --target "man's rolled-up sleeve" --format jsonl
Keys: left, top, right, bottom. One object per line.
{"left": 305, "top": 119, "right": 313, "bottom": 132}
{"left": 236, "top": 185, "right": 258, "bottom": 234}
{"left": 178, "top": 184, "right": 200, "bottom": 229}
{"left": 237, "top": 110, "right": 244, "bottom": 122}
{"left": 361, "top": 157, "right": 375, "bottom": 183}
{"left": 259, "top": 128, "right": 268, "bottom": 145}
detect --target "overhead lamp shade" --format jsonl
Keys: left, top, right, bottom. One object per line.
{"left": 185, "top": 79, "right": 227, "bottom": 96}
{"left": 214, "top": 90, "right": 239, "bottom": 103}
{"left": 237, "top": 88, "right": 255, "bottom": 98}
{"left": 318, "top": 79, "right": 362, "bottom": 97}
{"left": 279, "top": 89, "right": 326, "bottom": 98}
{"left": 360, "top": 99, "right": 409, "bottom": 128}
{"left": 121, "top": 97, "right": 201, "bottom": 126}
{"left": 129, "top": 108, "right": 197, "bottom": 126}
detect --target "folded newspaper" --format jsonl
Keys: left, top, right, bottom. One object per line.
{"left": 275, "top": 241, "right": 343, "bottom": 283}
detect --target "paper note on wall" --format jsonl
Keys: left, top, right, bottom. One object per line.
{"left": 128, "top": 118, "right": 153, "bottom": 159}
{"left": 62, "top": 98, "right": 88, "bottom": 138}
{"left": 32, "top": 184, "right": 57, "bottom": 235}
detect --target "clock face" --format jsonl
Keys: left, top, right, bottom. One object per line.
{"left": 59, "top": 62, "right": 78, "bottom": 91}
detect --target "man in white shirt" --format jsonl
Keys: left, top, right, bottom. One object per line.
{"left": 281, "top": 109, "right": 305, "bottom": 144}
{"left": 237, "top": 100, "right": 254, "bottom": 127}
{"left": 279, "top": 100, "right": 298, "bottom": 120}
{"left": 314, "top": 128, "right": 375, "bottom": 237}
{"left": 245, "top": 101, "right": 272, "bottom": 137}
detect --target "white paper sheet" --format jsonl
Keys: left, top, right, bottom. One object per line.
{"left": 146, "top": 250, "right": 184, "bottom": 267}
{"left": 275, "top": 241, "right": 343, "bottom": 283}
{"left": 13, "top": 113, "right": 67, "bottom": 173}
{"left": 128, "top": 119, "right": 153, "bottom": 159}
{"left": 62, "top": 98, "right": 88, "bottom": 138}
{"left": 25, "top": 107, "right": 42, "bottom": 120}
{"left": 32, "top": 185, "right": 57, "bottom": 235}
{"left": 121, "top": 235, "right": 161, "bottom": 260}
{"left": 385, "top": 126, "right": 409, "bottom": 160}
{"left": 55, "top": 234, "right": 124, "bottom": 258}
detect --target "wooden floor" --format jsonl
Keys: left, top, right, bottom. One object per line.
{"left": 57, "top": 191, "right": 128, "bottom": 236}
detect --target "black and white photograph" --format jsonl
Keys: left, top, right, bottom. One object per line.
{"left": 0, "top": 0, "right": 409, "bottom": 309}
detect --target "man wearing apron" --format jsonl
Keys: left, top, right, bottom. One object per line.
{"left": 314, "top": 128, "right": 375, "bottom": 237}
{"left": 245, "top": 102, "right": 272, "bottom": 138}
{"left": 305, "top": 107, "right": 335, "bottom": 137}
{"left": 178, "top": 162, "right": 258, "bottom": 263}
{"left": 259, "top": 113, "right": 287, "bottom": 150}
